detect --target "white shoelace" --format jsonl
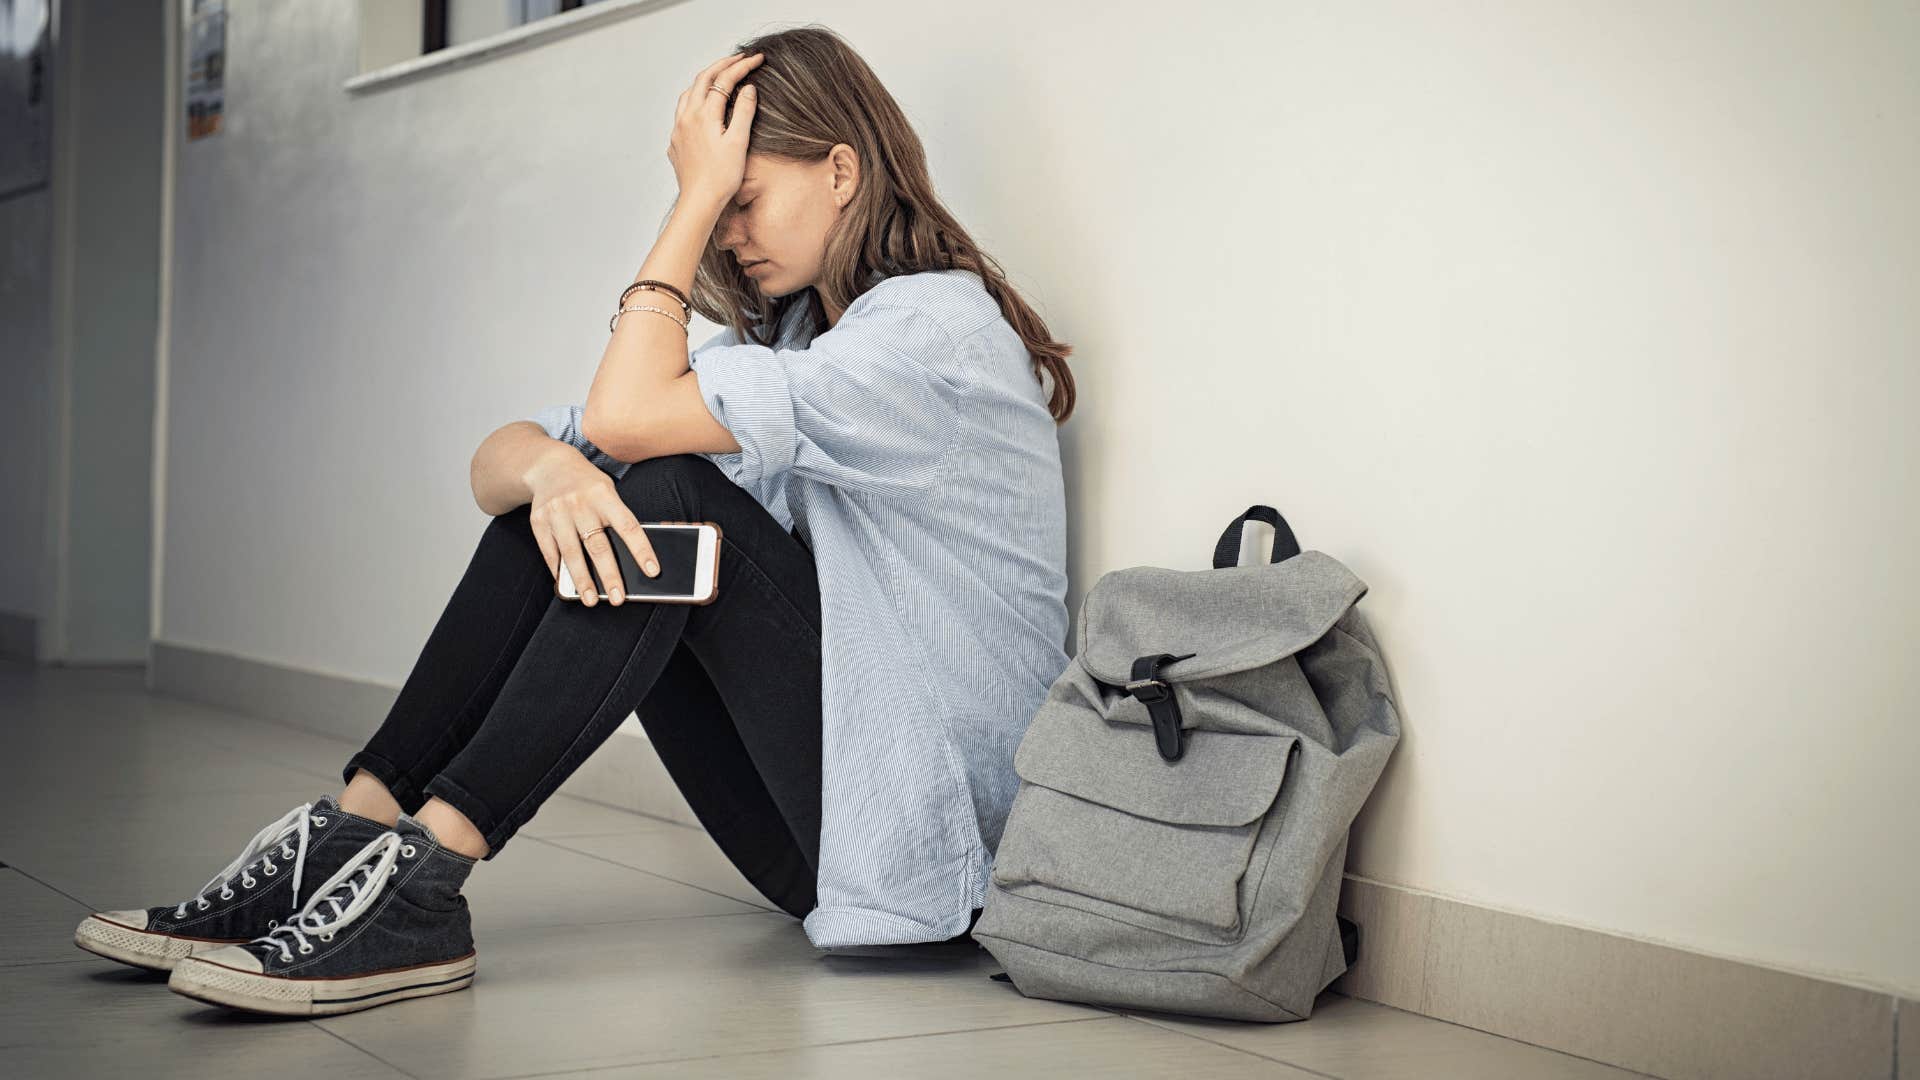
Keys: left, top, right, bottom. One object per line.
{"left": 174, "top": 801, "right": 324, "bottom": 918}
{"left": 253, "top": 832, "right": 413, "bottom": 964}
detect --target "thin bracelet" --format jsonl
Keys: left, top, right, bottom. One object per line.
{"left": 639, "top": 278, "right": 692, "bottom": 308}
{"left": 619, "top": 280, "right": 691, "bottom": 315}
{"left": 619, "top": 279, "right": 691, "bottom": 308}
{"left": 610, "top": 305, "right": 689, "bottom": 333}
{"left": 610, "top": 304, "right": 691, "bottom": 334}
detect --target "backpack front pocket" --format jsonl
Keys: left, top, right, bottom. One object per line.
{"left": 991, "top": 702, "right": 1298, "bottom": 935}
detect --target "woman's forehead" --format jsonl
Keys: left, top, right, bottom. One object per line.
{"left": 745, "top": 154, "right": 808, "bottom": 181}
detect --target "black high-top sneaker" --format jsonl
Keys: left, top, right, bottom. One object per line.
{"left": 73, "top": 795, "right": 395, "bottom": 972}
{"left": 167, "top": 811, "right": 478, "bottom": 1017}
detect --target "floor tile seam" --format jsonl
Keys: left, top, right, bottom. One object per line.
{"left": 0, "top": 957, "right": 104, "bottom": 971}
{"left": 41, "top": 716, "right": 349, "bottom": 791}
{"left": 520, "top": 823, "right": 698, "bottom": 841}
{"left": 1112, "top": 1013, "right": 1342, "bottom": 1080}
{"left": 478, "top": 1014, "right": 1120, "bottom": 1080}
{"left": 1135, "top": 996, "right": 1669, "bottom": 1080}
{"left": 1, "top": 863, "right": 98, "bottom": 910}
{"left": 520, "top": 833, "right": 784, "bottom": 914}
{"left": 523, "top": 789, "right": 707, "bottom": 832}
{"left": 174, "top": 723, "right": 362, "bottom": 784}
{"left": 1890, "top": 999, "right": 1900, "bottom": 1080}
{"left": 309, "top": 1018, "right": 423, "bottom": 1079}
{"left": 473, "top": 908, "right": 794, "bottom": 939}
{"left": 1322, "top": 994, "right": 1668, "bottom": 1079}
{"left": 144, "top": 684, "right": 369, "bottom": 747}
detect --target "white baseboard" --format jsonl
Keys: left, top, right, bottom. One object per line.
{"left": 1333, "top": 874, "right": 1913, "bottom": 1080}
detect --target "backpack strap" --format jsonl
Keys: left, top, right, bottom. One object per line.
{"left": 1124, "top": 652, "right": 1198, "bottom": 761}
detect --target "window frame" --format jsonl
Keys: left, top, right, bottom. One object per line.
{"left": 421, "top": 0, "right": 594, "bottom": 55}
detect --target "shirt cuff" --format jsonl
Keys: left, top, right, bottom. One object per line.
{"left": 690, "top": 345, "right": 801, "bottom": 491}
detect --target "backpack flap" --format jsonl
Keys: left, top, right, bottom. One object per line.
{"left": 1075, "top": 550, "right": 1367, "bottom": 758}
{"left": 1001, "top": 701, "right": 1301, "bottom": 930}
{"left": 1078, "top": 550, "right": 1368, "bottom": 687}
{"left": 1013, "top": 703, "right": 1298, "bottom": 826}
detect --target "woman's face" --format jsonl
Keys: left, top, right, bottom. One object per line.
{"left": 714, "top": 148, "right": 859, "bottom": 320}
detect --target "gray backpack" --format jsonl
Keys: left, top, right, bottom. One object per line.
{"left": 972, "top": 505, "right": 1402, "bottom": 1022}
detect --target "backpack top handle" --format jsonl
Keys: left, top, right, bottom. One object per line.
{"left": 1211, "top": 505, "right": 1302, "bottom": 569}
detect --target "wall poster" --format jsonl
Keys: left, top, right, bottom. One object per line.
{"left": 186, "top": 0, "right": 225, "bottom": 140}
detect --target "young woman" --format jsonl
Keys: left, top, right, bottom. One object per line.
{"left": 71, "top": 26, "right": 1076, "bottom": 1016}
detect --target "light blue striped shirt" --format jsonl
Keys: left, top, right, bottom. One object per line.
{"left": 525, "top": 268, "right": 1071, "bottom": 947}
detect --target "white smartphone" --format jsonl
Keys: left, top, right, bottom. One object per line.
{"left": 555, "top": 521, "right": 721, "bottom": 605}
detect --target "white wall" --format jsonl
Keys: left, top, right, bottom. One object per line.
{"left": 53, "top": 0, "right": 162, "bottom": 663}
{"left": 0, "top": 0, "right": 163, "bottom": 662}
{"left": 0, "top": 186, "right": 51, "bottom": 628}
{"left": 0, "top": 0, "right": 55, "bottom": 635}
{"left": 158, "top": 1, "right": 1919, "bottom": 995}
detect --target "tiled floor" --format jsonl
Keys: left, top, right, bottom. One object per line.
{"left": 0, "top": 660, "right": 1650, "bottom": 1079}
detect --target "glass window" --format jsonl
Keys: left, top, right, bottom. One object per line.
{"left": 425, "top": 0, "right": 615, "bottom": 54}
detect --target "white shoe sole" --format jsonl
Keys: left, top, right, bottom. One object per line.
{"left": 169, "top": 951, "right": 478, "bottom": 1017}
{"left": 73, "top": 914, "right": 241, "bottom": 973}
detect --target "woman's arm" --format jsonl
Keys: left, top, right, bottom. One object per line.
{"left": 581, "top": 51, "right": 762, "bottom": 462}
{"left": 524, "top": 403, "right": 637, "bottom": 476}
{"left": 579, "top": 193, "right": 738, "bottom": 462}
{"left": 469, "top": 421, "right": 583, "bottom": 517}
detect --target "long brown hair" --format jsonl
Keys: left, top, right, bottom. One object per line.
{"left": 683, "top": 25, "right": 1076, "bottom": 423}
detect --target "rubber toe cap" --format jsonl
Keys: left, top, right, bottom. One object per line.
{"left": 193, "top": 944, "right": 265, "bottom": 973}
{"left": 92, "top": 909, "right": 151, "bottom": 931}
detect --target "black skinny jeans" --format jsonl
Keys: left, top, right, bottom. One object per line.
{"left": 343, "top": 453, "right": 824, "bottom": 920}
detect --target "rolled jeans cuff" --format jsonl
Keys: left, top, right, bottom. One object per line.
{"left": 342, "top": 749, "right": 425, "bottom": 814}
{"left": 421, "top": 772, "right": 505, "bottom": 860}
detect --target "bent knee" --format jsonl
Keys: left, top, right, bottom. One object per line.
{"left": 613, "top": 453, "right": 724, "bottom": 513}
{"left": 616, "top": 453, "right": 720, "bottom": 490}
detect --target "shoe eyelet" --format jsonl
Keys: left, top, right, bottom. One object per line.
{"left": 241, "top": 875, "right": 256, "bottom": 888}
{"left": 268, "top": 918, "right": 278, "bottom": 928}
{"left": 197, "top": 898, "right": 210, "bottom": 910}
{"left": 278, "top": 950, "right": 293, "bottom": 963}
{"left": 400, "top": 843, "right": 417, "bottom": 858}
{"left": 219, "top": 888, "right": 234, "bottom": 900}
{"left": 312, "top": 815, "right": 328, "bottom": 826}
{"left": 319, "top": 932, "right": 334, "bottom": 942}
{"left": 262, "top": 863, "right": 278, "bottom": 876}
{"left": 298, "top": 943, "right": 314, "bottom": 955}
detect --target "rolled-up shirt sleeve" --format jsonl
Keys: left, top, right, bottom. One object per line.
{"left": 522, "top": 402, "right": 633, "bottom": 480}
{"left": 689, "top": 302, "right": 966, "bottom": 500}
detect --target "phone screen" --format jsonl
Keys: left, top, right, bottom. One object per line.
{"left": 590, "top": 525, "right": 702, "bottom": 599}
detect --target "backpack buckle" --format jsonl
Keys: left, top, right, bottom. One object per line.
{"left": 1124, "top": 677, "right": 1171, "bottom": 704}
{"left": 1122, "top": 653, "right": 1197, "bottom": 761}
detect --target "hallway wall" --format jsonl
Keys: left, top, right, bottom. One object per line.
{"left": 0, "top": 0, "right": 164, "bottom": 663}
{"left": 0, "top": 186, "right": 52, "bottom": 640}
{"left": 155, "top": 1, "right": 1919, "bottom": 996}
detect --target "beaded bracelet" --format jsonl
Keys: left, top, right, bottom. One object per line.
{"left": 618, "top": 279, "right": 691, "bottom": 316}
{"left": 610, "top": 304, "right": 691, "bottom": 334}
